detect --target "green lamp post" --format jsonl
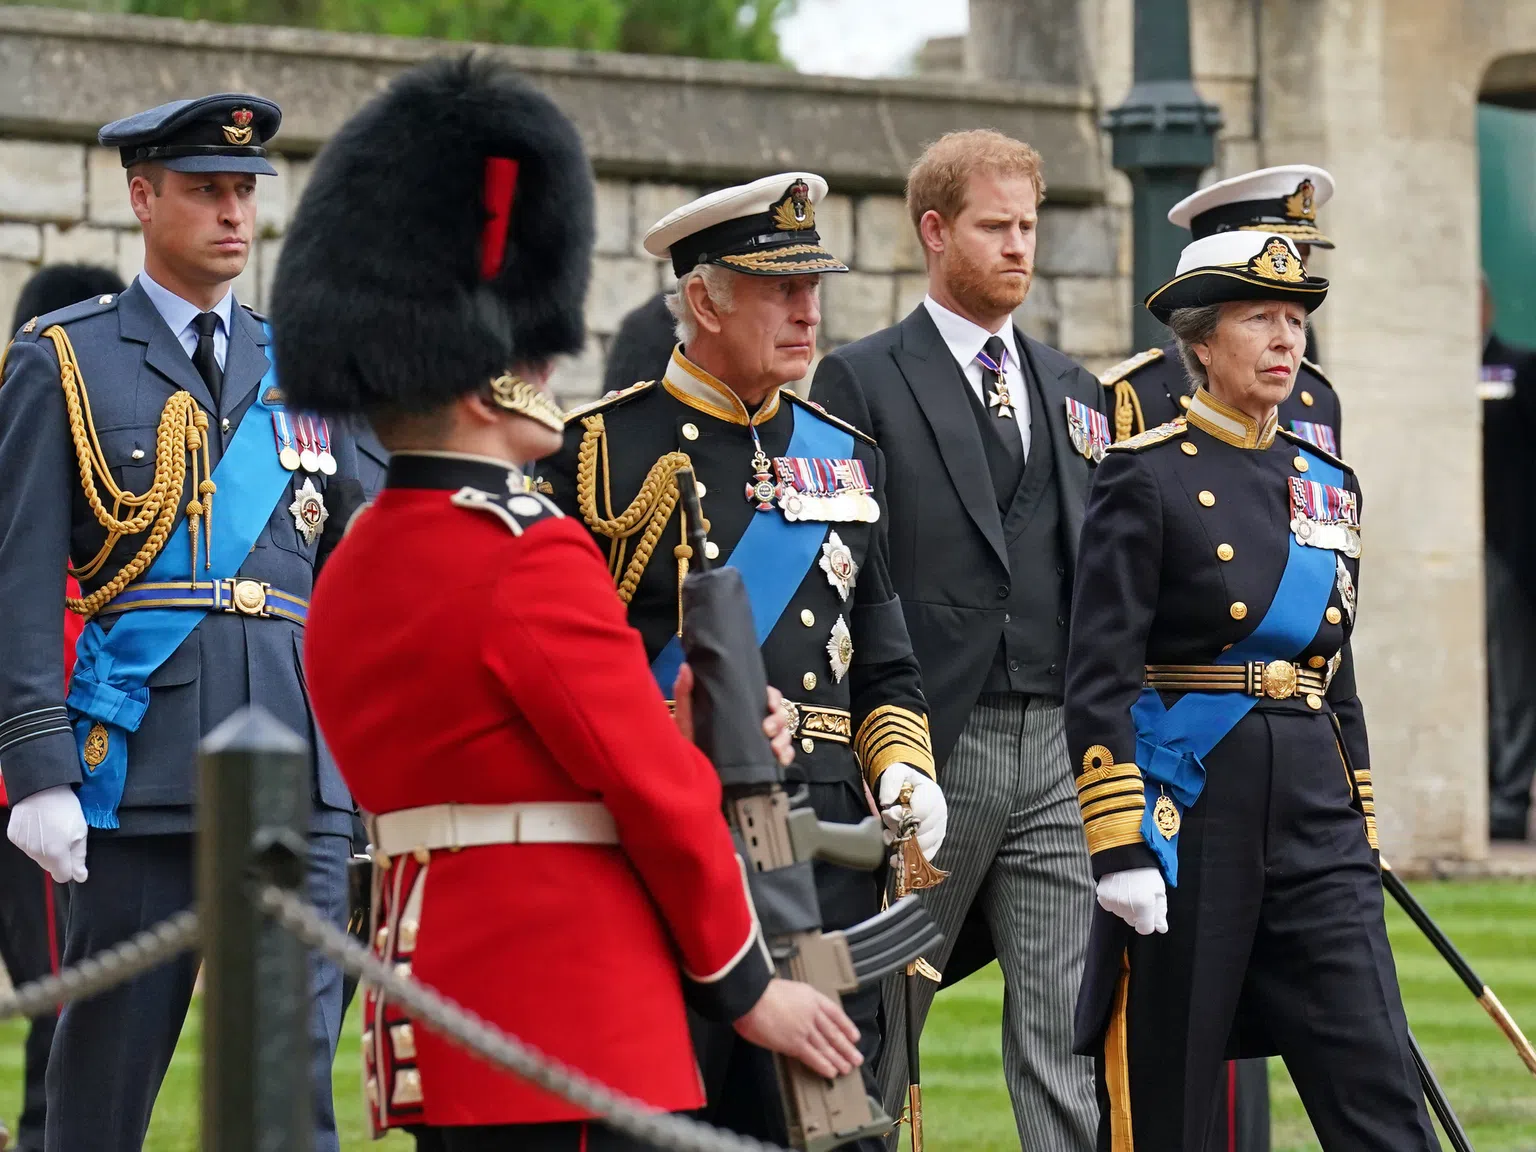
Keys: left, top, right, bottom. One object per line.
{"left": 1104, "top": 0, "right": 1223, "bottom": 348}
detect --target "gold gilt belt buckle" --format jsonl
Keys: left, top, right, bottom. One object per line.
{"left": 1250, "top": 659, "right": 1298, "bottom": 700}
{"left": 220, "top": 578, "right": 271, "bottom": 617}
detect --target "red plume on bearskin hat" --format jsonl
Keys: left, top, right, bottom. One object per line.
{"left": 270, "top": 54, "right": 594, "bottom": 416}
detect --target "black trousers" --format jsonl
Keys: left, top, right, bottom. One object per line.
{"left": 1203, "top": 1059, "right": 1270, "bottom": 1152}
{"left": 0, "top": 822, "right": 68, "bottom": 1152}
{"left": 692, "top": 780, "right": 889, "bottom": 1151}
{"left": 44, "top": 832, "right": 350, "bottom": 1152}
{"left": 413, "top": 1119, "right": 670, "bottom": 1151}
{"left": 1487, "top": 549, "right": 1536, "bottom": 838}
{"left": 1094, "top": 707, "right": 1438, "bottom": 1152}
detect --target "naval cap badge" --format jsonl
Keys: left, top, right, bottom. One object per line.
{"left": 771, "top": 179, "right": 815, "bottom": 232}
{"left": 819, "top": 531, "right": 858, "bottom": 601}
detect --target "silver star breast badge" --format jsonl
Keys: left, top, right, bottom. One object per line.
{"left": 826, "top": 615, "right": 853, "bottom": 683}
{"left": 819, "top": 531, "right": 858, "bottom": 601}
{"left": 289, "top": 477, "right": 329, "bottom": 546}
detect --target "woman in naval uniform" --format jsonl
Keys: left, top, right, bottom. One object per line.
{"left": 1065, "top": 230, "right": 1439, "bottom": 1151}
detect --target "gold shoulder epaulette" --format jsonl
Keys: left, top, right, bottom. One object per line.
{"left": 1300, "top": 358, "right": 1334, "bottom": 390}
{"left": 1107, "top": 418, "right": 1186, "bottom": 453}
{"left": 782, "top": 390, "right": 875, "bottom": 446}
{"left": 1276, "top": 426, "right": 1352, "bottom": 473}
{"left": 1097, "top": 346, "right": 1164, "bottom": 386}
{"left": 564, "top": 379, "right": 655, "bottom": 423}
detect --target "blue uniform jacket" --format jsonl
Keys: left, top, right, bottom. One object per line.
{"left": 0, "top": 279, "right": 356, "bottom": 835}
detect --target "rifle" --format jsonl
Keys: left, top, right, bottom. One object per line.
{"left": 676, "top": 469, "right": 943, "bottom": 1152}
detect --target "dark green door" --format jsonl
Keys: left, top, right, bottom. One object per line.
{"left": 1480, "top": 102, "right": 1536, "bottom": 347}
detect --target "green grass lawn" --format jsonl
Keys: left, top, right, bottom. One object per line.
{"left": 0, "top": 881, "right": 1529, "bottom": 1150}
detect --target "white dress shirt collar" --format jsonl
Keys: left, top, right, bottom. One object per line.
{"left": 137, "top": 270, "right": 235, "bottom": 357}
{"left": 922, "top": 295, "right": 1021, "bottom": 374}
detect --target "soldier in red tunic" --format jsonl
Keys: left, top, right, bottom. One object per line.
{"left": 272, "top": 57, "right": 863, "bottom": 1151}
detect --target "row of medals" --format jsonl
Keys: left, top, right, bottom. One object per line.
{"left": 274, "top": 412, "right": 338, "bottom": 476}
{"left": 744, "top": 446, "right": 880, "bottom": 524}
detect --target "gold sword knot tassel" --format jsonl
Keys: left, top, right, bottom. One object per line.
{"left": 895, "top": 780, "right": 949, "bottom": 897}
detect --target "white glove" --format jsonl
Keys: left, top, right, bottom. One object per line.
{"left": 8, "top": 785, "right": 88, "bottom": 884}
{"left": 1096, "top": 867, "right": 1167, "bottom": 935}
{"left": 878, "top": 765, "right": 948, "bottom": 861}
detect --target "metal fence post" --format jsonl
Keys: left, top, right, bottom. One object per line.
{"left": 1103, "top": 0, "right": 1224, "bottom": 349}
{"left": 198, "top": 705, "right": 314, "bottom": 1152}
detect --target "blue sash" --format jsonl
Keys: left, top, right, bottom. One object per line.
{"left": 69, "top": 335, "right": 290, "bottom": 828}
{"left": 1132, "top": 447, "right": 1346, "bottom": 885}
{"left": 651, "top": 408, "right": 853, "bottom": 695}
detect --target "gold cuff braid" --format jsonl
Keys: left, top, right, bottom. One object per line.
{"left": 1076, "top": 747, "right": 1146, "bottom": 856}
{"left": 855, "top": 705, "right": 935, "bottom": 786}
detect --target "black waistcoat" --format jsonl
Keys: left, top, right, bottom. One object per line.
{"left": 959, "top": 356, "right": 1070, "bottom": 696}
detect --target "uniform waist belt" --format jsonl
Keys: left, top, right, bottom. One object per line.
{"left": 666, "top": 700, "right": 852, "bottom": 745}
{"left": 1144, "top": 661, "right": 1326, "bottom": 700}
{"left": 95, "top": 579, "right": 308, "bottom": 625}
{"left": 371, "top": 802, "right": 618, "bottom": 856}
{"left": 779, "top": 701, "right": 852, "bottom": 744}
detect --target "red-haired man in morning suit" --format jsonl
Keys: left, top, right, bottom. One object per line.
{"left": 272, "top": 57, "right": 863, "bottom": 1151}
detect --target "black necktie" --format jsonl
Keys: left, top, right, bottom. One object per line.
{"left": 977, "top": 336, "right": 1024, "bottom": 493}
{"left": 192, "top": 311, "right": 223, "bottom": 405}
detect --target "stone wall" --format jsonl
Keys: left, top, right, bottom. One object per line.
{"left": 0, "top": 5, "right": 1118, "bottom": 408}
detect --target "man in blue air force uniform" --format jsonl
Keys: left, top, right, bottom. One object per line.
{"left": 0, "top": 95, "right": 361, "bottom": 1152}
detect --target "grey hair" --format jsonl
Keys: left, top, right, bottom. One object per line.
{"left": 1166, "top": 304, "right": 1224, "bottom": 392}
{"left": 665, "top": 264, "right": 738, "bottom": 344}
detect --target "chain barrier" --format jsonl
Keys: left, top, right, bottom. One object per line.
{"left": 256, "top": 884, "right": 792, "bottom": 1152}
{"left": 0, "top": 910, "right": 199, "bottom": 1021}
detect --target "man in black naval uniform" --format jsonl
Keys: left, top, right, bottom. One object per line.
{"left": 0, "top": 96, "right": 360, "bottom": 1152}
{"left": 542, "top": 172, "right": 948, "bottom": 1148}
{"left": 1104, "top": 166, "right": 1344, "bottom": 462}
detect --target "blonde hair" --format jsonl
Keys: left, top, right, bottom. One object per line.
{"left": 905, "top": 129, "right": 1046, "bottom": 234}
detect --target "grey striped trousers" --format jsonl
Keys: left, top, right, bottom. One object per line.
{"left": 879, "top": 693, "right": 1098, "bottom": 1150}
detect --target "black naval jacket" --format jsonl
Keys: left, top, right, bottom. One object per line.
{"left": 542, "top": 347, "right": 935, "bottom": 803}
{"left": 1066, "top": 389, "right": 1378, "bottom": 1049}
{"left": 1103, "top": 340, "right": 1342, "bottom": 453}
{"left": 1066, "top": 387, "right": 1375, "bottom": 879}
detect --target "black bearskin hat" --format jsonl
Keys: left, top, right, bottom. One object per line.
{"left": 12, "top": 264, "right": 126, "bottom": 334}
{"left": 271, "top": 55, "right": 593, "bottom": 416}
